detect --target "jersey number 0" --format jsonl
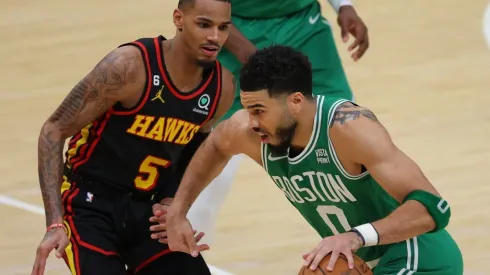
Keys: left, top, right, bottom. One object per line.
{"left": 134, "top": 155, "right": 171, "bottom": 191}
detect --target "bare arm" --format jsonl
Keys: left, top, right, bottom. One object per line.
{"left": 330, "top": 103, "right": 440, "bottom": 245}
{"left": 38, "top": 46, "right": 143, "bottom": 227}
{"left": 170, "top": 110, "right": 261, "bottom": 216}
{"left": 223, "top": 24, "right": 256, "bottom": 64}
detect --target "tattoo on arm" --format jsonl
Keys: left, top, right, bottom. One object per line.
{"left": 329, "top": 102, "right": 379, "bottom": 128}
{"left": 38, "top": 49, "right": 137, "bottom": 226}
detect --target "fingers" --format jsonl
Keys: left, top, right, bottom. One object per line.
{"left": 55, "top": 238, "right": 69, "bottom": 259}
{"left": 184, "top": 229, "right": 201, "bottom": 257}
{"left": 194, "top": 231, "right": 205, "bottom": 243}
{"left": 326, "top": 251, "right": 340, "bottom": 271}
{"left": 338, "top": 19, "right": 350, "bottom": 43}
{"left": 345, "top": 250, "right": 355, "bottom": 269}
{"left": 309, "top": 249, "right": 330, "bottom": 271}
{"left": 349, "top": 24, "right": 369, "bottom": 61}
{"left": 152, "top": 230, "right": 167, "bottom": 241}
{"left": 149, "top": 211, "right": 166, "bottom": 224}
{"left": 33, "top": 245, "right": 50, "bottom": 275}
{"left": 150, "top": 223, "right": 166, "bottom": 233}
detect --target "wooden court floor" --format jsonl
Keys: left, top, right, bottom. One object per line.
{"left": 1, "top": 0, "right": 489, "bottom": 274}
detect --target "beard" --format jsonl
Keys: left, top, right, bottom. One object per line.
{"left": 196, "top": 59, "right": 216, "bottom": 69}
{"left": 268, "top": 120, "right": 297, "bottom": 155}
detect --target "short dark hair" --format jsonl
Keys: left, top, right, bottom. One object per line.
{"left": 240, "top": 45, "right": 313, "bottom": 97}
{"left": 178, "top": 0, "right": 231, "bottom": 9}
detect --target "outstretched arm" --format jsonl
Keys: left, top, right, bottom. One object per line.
{"left": 165, "top": 110, "right": 261, "bottom": 255}
{"left": 330, "top": 103, "right": 447, "bottom": 245}
{"left": 38, "top": 46, "right": 143, "bottom": 227}
{"left": 171, "top": 110, "right": 261, "bottom": 215}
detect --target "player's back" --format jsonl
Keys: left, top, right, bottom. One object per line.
{"left": 261, "top": 95, "right": 400, "bottom": 266}
{"left": 65, "top": 36, "right": 223, "bottom": 193}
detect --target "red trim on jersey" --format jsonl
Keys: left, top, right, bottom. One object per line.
{"left": 200, "top": 61, "right": 222, "bottom": 126}
{"left": 154, "top": 37, "right": 214, "bottom": 100}
{"left": 69, "top": 119, "right": 101, "bottom": 168}
{"left": 112, "top": 41, "right": 153, "bottom": 116}
{"left": 72, "top": 111, "right": 113, "bottom": 171}
{"left": 134, "top": 249, "right": 172, "bottom": 273}
{"left": 68, "top": 133, "right": 82, "bottom": 148}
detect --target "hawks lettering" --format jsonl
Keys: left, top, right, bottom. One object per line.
{"left": 126, "top": 114, "right": 200, "bottom": 145}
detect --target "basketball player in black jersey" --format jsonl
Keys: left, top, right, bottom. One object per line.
{"left": 31, "top": 0, "right": 234, "bottom": 274}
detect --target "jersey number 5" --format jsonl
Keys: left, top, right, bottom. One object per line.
{"left": 134, "top": 155, "right": 171, "bottom": 191}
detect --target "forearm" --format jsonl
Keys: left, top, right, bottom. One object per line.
{"left": 372, "top": 200, "right": 436, "bottom": 245}
{"left": 38, "top": 122, "right": 65, "bottom": 227}
{"left": 171, "top": 137, "right": 232, "bottom": 215}
{"left": 223, "top": 24, "right": 256, "bottom": 64}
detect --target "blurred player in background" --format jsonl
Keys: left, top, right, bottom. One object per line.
{"left": 186, "top": 0, "right": 370, "bottom": 246}
{"left": 31, "top": 0, "right": 235, "bottom": 274}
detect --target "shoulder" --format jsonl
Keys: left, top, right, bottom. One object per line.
{"left": 88, "top": 46, "right": 146, "bottom": 100}
{"left": 329, "top": 101, "right": 380, "bottom": 130}
{"left": 328, "top": 101, "right": 393, "bottom": 160}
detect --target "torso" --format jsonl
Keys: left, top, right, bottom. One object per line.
{"left": 65, "top": 36, "right": 223, "bottom": 193}
{"left": 261, "top": 95, "right": 400, "bottom": 265}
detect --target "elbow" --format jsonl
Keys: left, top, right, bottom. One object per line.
{"left": 39, "top": 120, "right": 66, "bottom": 143}
{"left": 404, "top": 190, "right": 451, "bottom": 233}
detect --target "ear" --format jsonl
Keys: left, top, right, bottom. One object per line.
{"left": 288, "top": 92, "right": 305, "bottom": 115}
{"left": 173, "top": 9, "right": 184, "bottom": 31}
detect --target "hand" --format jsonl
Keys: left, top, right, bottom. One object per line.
{"left": 303, "top": 232, "right": 363, "bottom": 271}
{"left": 150, "top": 203, "right": 206, "bottom": 245}
{"left": 31, "top": 227, "right": 69, "bottom": 275}
{"left": 165, "top": 210, "right": 209, "bottom": 257}
{"left": 149, "top": 203, "right": 169, "bottom": 242}
{"left": 337, "top": 6, "right": 369, "bottom": 61}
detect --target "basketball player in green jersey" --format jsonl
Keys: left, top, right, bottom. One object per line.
{"left": 164, "top": 45, "right": 464, "bottom": 274}
{"left": 185, "top": 0, "right": 369, "bottom": 246}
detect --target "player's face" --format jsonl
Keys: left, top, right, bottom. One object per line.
{"left": 240, "top": 90, "right": 298, "bottom": 152}
{"left": 174, "top": 0, "right": 231, "bottom": 68}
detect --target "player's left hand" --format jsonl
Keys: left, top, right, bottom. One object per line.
{"left": 303, "top": 231, "right": 363, "bottom": 271}
{"left": 337, "top": 5, "right": 369, "bottom": 61}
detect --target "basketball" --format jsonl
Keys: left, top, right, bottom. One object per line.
{"left": 298, "top": 254, "right": 373, "bottom": 275}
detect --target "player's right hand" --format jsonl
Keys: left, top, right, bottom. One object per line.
{"left": 165, "top": 211, "right": 209, "bottom": 257}
{"left": 31, "top": 227, "right": 69, "bottom": 275}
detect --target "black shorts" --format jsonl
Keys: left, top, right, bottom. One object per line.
{"left": 60, "top": 176, "right": 210, "bottom": 275}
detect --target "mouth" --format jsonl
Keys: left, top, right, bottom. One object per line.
{"left": 257, "top": 132, "right": 270, "bottom": 143}
{"left": 200, "top": 45, "right": 219, "bottom": 57}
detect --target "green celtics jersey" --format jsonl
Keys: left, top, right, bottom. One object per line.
{"left": 260, "top": 96, "right": 400, "bottom": 267}
{"left": 231, "top": 0, "right": 316, "bottom": 18}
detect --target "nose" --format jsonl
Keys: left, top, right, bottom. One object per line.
{"left": 207, "top": 27, "right": 219, "bottom": 42}
{"left": 248, "top": 113, "right": 259, "bottom": 129}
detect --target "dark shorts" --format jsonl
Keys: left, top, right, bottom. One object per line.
{"left": 60, "top": 175, "right": 211, "bottom": 275}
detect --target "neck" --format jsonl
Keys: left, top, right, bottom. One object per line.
{"left": 163, "top": 37, "right": 203, "bottom": 91}
{"left": 290, "top": 98, "right": 317, "bottom": 149}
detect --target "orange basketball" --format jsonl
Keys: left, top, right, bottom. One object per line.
{"left": 298, "top": 253, "right": 373, "bottom": 275}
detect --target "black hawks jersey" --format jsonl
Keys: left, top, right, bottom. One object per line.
{"left": 65, "top": 36, "right": 223, "bottom": 192}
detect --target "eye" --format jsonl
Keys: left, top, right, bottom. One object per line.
{"left": 198, "top": 22, "right": 210, "bottom": 28}
{"left": 218, "top": 25, "right": 229, "bottom": 31}
{"left": 252, "top": 109, "right": 264, "bottom": 115}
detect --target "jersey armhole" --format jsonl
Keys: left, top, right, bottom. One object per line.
{"left": 111, "top": 42, "right": 152, "bottom": 116}
{"left": 200, "top": 61, "right": 223, "bottom": 126}
{"left": 326, "top": 99, "right": 370, "bottom": 180}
